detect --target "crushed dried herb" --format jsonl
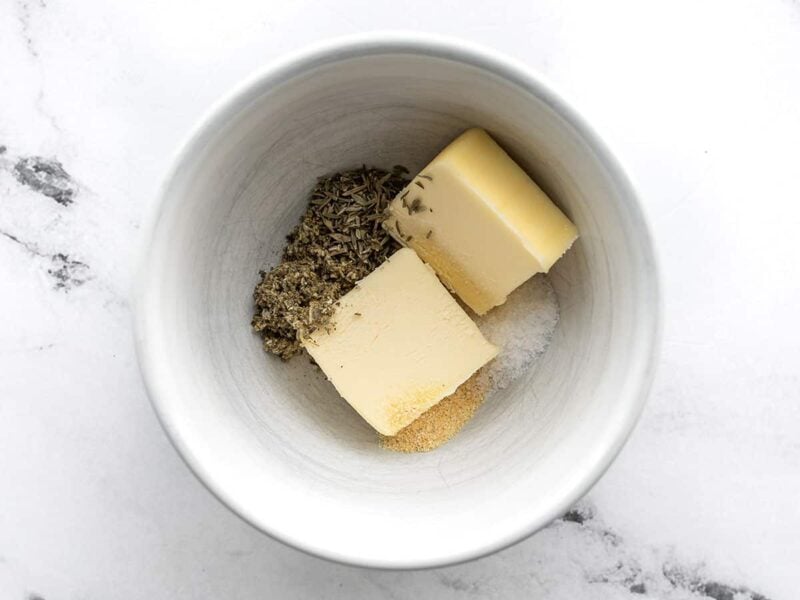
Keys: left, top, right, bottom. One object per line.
{"left": 252, "top": 167, "right": 406, "bottom": 359}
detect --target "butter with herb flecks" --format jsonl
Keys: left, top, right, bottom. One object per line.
{"left": 302, "top": 248, "right": 497, "bottom": 436}
{"left": 384, "top": 128, "right": 578, "bottom": 315}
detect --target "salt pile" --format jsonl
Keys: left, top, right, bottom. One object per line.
{"left": 476, "top": 274, "right": 560, "bottom": 392}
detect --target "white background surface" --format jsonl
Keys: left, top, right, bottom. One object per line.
{"left": 1, "top": 0, "right": 798, "bottom": 598}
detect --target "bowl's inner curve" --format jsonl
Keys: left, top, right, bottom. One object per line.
{"left": 143, "top": 51, "right": 657, "bottom": 566}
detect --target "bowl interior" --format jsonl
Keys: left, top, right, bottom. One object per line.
{"left": 137, "top": 43, "right": 659, "bottom": 568}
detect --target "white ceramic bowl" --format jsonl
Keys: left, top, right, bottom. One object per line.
{"left": 134, "top": 33, "right": 660, "bottom": 569}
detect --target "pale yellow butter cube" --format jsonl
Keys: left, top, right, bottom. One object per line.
{"left": 303, "top": 248, "right": 497, "bottom": 436}
{"left": 384, "top": 128, "right": 578, "bottom": 315}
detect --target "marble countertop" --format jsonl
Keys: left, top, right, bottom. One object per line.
{"left": 1, "top": 0, "right": 798, "bottom": 598}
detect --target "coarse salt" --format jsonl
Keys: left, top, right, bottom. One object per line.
{"left": 476, "top": 274, "right": 559, "bottom": 393}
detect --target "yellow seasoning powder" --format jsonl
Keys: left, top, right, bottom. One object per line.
{"left": 380, "top": 371, "right": 487, "bottom": 453}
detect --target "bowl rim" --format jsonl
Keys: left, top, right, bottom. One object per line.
{"left": 133, "top": 31, "right": 662, "bottom": 570}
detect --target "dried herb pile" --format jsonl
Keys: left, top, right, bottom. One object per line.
{"left": 252, "top": 167, "right": 407, "bottom": 359}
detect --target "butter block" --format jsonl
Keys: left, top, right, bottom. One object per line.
{"left": 303, "top": 248, "right": 497, "bottom": 436}
{"left": 384, "top": 128, "right": 578, "bottom": 315}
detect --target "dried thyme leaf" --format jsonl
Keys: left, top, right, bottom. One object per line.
{"left": 252, "top": 167, "right": 406, "bottom": 359}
